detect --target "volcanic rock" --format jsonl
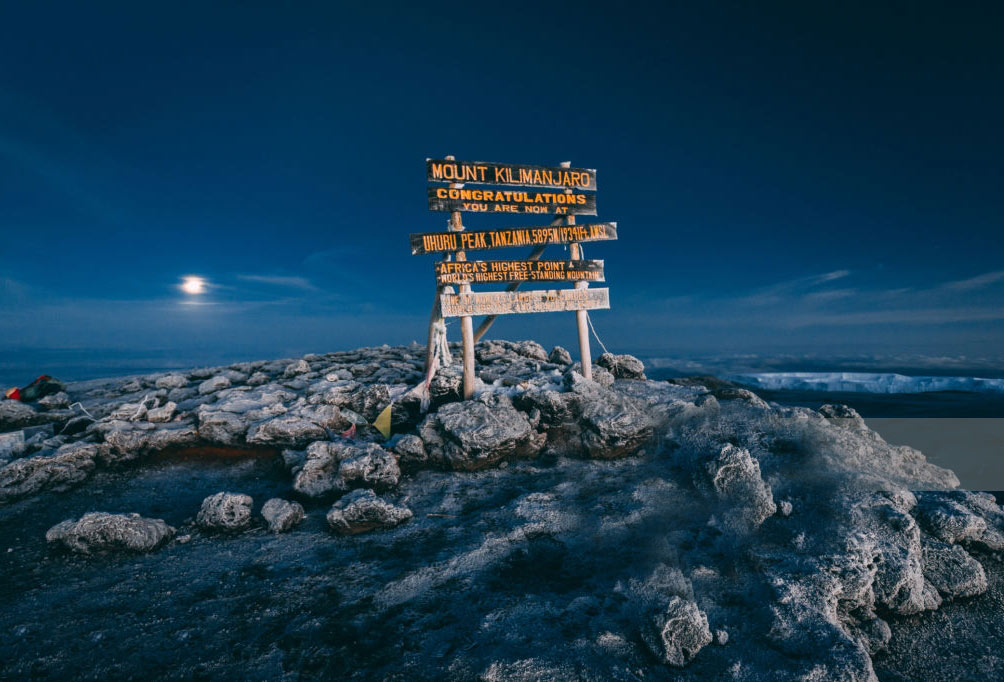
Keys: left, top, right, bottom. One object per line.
{"left": 261, "top": 498, "right": 305, "bottom": 533}
{"left": 46, "top": 512, "right": 175, "bottom": 554}
{"left": 597, "top": 352, "right": 647, "bottom": 380}
{"left": 197, "top": 492, "right": 253, "bottom": 531}
{"left": 326, "top": 488, "right": 412, "bottom": 535}
{"left": 643, "top": 596, "right": 713, "bottom": 667}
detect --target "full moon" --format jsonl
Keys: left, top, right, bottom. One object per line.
{"left": 181, "top": 276, "right": 206, "bottom": 295}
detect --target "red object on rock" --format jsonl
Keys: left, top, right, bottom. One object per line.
{"left": 4, "top": 387, "right": 21, "bottom": 401}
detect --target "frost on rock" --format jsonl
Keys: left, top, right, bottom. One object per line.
{"left": 197, "top": 492, "right": 253, "bottom": 531}
{"left": 326, "top": 488, "right": 412, "bottom": 535}
{"left": 706, "top": 443, "right": 776, "bottom": 529}
{"left": 46, "top": 512, "right": 175, "bottom": 554}
{"left": 642, "top": 596, "right": 713, "bottom": 667}
{"left": 293, "top": 439, "right": 400, "bottom": 498}
{"left": 261, "top": 498, "right": 305, "bottom": 533}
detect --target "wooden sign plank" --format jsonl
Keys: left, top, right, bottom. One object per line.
{"left": 411, "top": 223, "right": 617, "bottom": 255}
{"left": 428, "top": 187, "right": 597, "bottom": 216}
{"left": 427, "top": 159, "right": 596, "bottom": 191}
{"left": 440, "top": 288, "right": 610, "bottom": 318}
{"left": 435, "top": 260, "right": 604, "bottom": 285}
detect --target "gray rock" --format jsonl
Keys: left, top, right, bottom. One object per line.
{"left": 642, "top": 596, "right": 712, "bottom": 667}
{"left": 548, "top": 346, "right": 572, "bottom": 365}
{"left": 514, "top": 340, "right": 549, "bottom": 362}
{"left": 921, "top": 538, "right": 988, "bottom": 598}
{"left": 419, "top": 394, "right": 545, "bottom": 471}
{"left": 573, "top": 378, "right": 653, "bottom": 459}
{"left": 261, "top": 498, "right": 305, "bottom": 533}
{"left": 0, "top": 400, "right": 42, "bottom": 430}
{"left": 392, "top": 434, "right": 428, "bottom": 469}
{"left": 198, "top": 375, "right": 231, "bottom": 395}
{"left": 350, "top": 384, "right": 391, "bottom": 421}
{"left": 247, "top": 371, "right": 270, "bottom": 387}
{"left": 0, "top": 442, "right": 106, "bottom": 502}
{"left": 284, "top": 359, "right": 311, "bottom": 377}
{"left": 246, "top": 415, "right": 327, "bottom": 447}
{"left": 706, "top": 444, "right": 777, "bottom": 529}
{"left": 712, "top": 387, "right": 770, "bottom": 409}
{"left": 197, "top": 492, "right": 253, "bottom": 531}
{"left": 326, "top": 488, "right": 412, "bottom": 535}
{"left": 293, "top": 440, "right": 399, "bottom": 497}
{"left": 914, "top": 493, "right": 988, "bottom": 545}
{"left": 147, "top": 401, "right": 177, "bottom": 423}
{"left": 46, "top": 512, "right": 175, "bottom": 554}
{"left": 155, "top": 374, "right": 189, "bottom": 390}
{"left": 597, "top": 352, "right": 646, "bottom": 380}
{"left": 197, "top": 410, "right": 249, "bottom": 445}
{"left": 38, "top": 391, "right": 71, "bottom": 410}
{"left": 819, "top": 403, "right": 867, "bottom": 429}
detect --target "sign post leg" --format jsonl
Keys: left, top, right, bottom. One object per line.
{"left": 560, "top": 161, "right": 593, "bottom": 380}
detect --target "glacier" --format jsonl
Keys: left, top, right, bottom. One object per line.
{"left": 730, "top": 371, "right": 1004, "bottom": 394}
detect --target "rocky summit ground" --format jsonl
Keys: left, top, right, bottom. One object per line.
{"left": 1, "top": 340, "right": 1002, "bottom": 680}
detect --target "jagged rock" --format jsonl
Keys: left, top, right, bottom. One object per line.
{"left": 914, "top": 493, "right": 988, "bottom": 545}
{"left": 642, "top": 596, "right": 712, "bottom": 667}
{"left": 326, "top": 488, "right": 412, "bottom": 535}
{"left": 338, "top": 443, "right": 400, "bottom": 490}
{"left": 247, "top": 371, "right": 270, "bottom": 386}
{"left": 514, "top": 340, "right": 549, "bottom": 362}
{"left": 284, "top": 359, "right": 311, "bottom": 377}
{"left": 711, "top": 387, "right": 770, "bottom": 409}
{"left": 197, "top": 410, "right": 249, "bottom": 445}
{"left": 293, "top": 440, "right": 399, "bottom": 497}
{"left": 707, "top": 444, "right": 776, "bottom": 528}
{"left": 147, "top": 401, "right": 177, "bottom": 423}
{"left": 548, "top": 346, "right": 572, "bottom": 365}
{"left": 850, "top": 492, "right": 942, "bottom": 615}
{"left": 921, "top": 538, "right": 987, "bottom": 598}
{"left": 246, "top": 415, "right": 327, "bottom": 447}
{"left": 197, "top": 492, "right": 253, "bottom": 531}
{"left": 429, "top": 366, "right": 463, "bottom": 407}
{"left": 198, "top": 375, "right": 231, "bottom": 395}
{"left": 0, "top": 442, "right": 107, "bottom": 502}
{"left": 597, "top": 352, "right": 646, "bottom": 380}
{"left": 418, "top": 394, "right": 545, "bottom": 471}
{"left": 38, "top": 392, "right": 71, "bottom": 410}
{"left": 350, "top": 384, "right": 390, "bottom": 421}
{"left": 46, "top": 512, "right": 175, "bottom": 554}
{"left": 0, "top": 400, "right": 42, "bottom": 429}
{"left": 261, "top": 498, "right": 305, "bottom": 533}
{"left": 573, "top": 378, "right": 653, "bottom": 459}
{"left": 819, "top": 404, "right": 867, "bottom": 429}
{"left": 392, "top": 434, "right": 428, "bottom": 469}
{"left": 155, "top": 374, "right": 188, "bottom": 389}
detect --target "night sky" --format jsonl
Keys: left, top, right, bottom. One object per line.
{"left": 2, "top": 2, "right": 1003, "bottom": 380}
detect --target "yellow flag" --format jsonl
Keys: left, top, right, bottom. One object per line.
{"left": 372, "top": 404, "right": 393, "bottom": 439}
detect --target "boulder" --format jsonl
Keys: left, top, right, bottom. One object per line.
{"left": 155, "top": 374, "right": 189, "bottom": 390}
{"left": 597, "top": 352, "right": 646, "bottom": 380}
{"left": 246, "top": 415, "right": 327, "bottom": 447}
{"left": 198, "top": 375, "right": 231, "bottom": 395}
{"left": 350, "top": 384, "right": 391, "bottom": 421}
{"left": 392, "top": 434, "right": 428, "bottom": 469}
{"left": 548, "top": 346, "right": 573, "bottom": 365}
{"left": 293, "top": 440, "right": 400, "bottom": 498}
{"left": 284, "top": 359, "right": 311, "bottom": 377}
{"left": 197, "top": 410, "right": 249, "bottom": 445}
{"left": 0, "top": 442, "right": 107, "bottom": 502}
{"left": 326, "top": 489, "right": 412, "bottom": 535}
{"left": 46, "top": 512, "right": 175, "bottom": 554}
{"left": 38, "top": 392, "right": 71, "bottom": 410}
{"left": 922, "top": 538, "right": 987, "bottom": 598}
{"left": 147, "top": 401, "right": 177, "bottom": 423}
{"left": 419, "top": 394, "right": 545, "bottom": 471}
{"left": 261, "top": 498, "right": 305, "bottom": 533}
{"left": 0, "top": 400, "right": 43, "bottom": 430}
{"left": 706, "top": 444, "right": 776, "bottom": 529}
{"left": 571, "top": 376, "right": 654, "bottom": 459}
{"left": 197, "top": 492, "right": 253, "bottom": 531}
{"left": 642, "top": 597, "right": 712, "bottom": 667}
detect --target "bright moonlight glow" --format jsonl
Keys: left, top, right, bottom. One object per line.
{"left": 181, "top": 276, "right": 206, "bottom": 295}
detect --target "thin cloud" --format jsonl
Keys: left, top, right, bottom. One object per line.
{"left": 940, "top": 270, "right": 1004, "bottom": 292}
{"left": 237, "top": 274, "right": 319, "bottom": 291}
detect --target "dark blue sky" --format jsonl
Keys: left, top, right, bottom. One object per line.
{"left": 2, "top": 1, "right": 1003, "bottom": 374}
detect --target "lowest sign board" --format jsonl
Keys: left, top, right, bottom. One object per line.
{"left": 440, "top": 288, "right": 610, "bottom": 318}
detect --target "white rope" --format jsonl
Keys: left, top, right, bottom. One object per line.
{"left": 69, "top": 402, "right": 95, "bottom": 420}
{"left": 586, "top": 312, "right": 610, "bottom": 355}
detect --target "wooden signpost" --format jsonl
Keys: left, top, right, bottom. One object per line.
{"left": 416, "top": 157, "right": 617, "bottom": 399}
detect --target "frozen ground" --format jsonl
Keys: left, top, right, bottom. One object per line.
{"left": 2, "top": 341, "right": 1003, "bottom": 680}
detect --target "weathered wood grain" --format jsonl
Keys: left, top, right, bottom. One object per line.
{"left": 440, "top": 288, "right": 610, "bottom": 318}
